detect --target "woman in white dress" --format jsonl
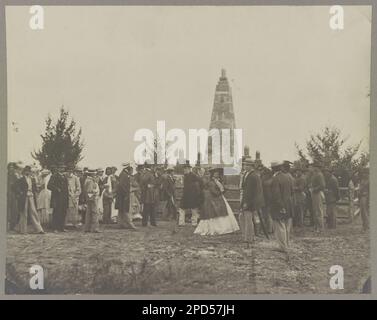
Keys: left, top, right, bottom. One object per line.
{"left": 36, "top": 169, "right": 52, "bottom": 226}
{"left": 194, "top": 168, "right": 239, "bottom": 236}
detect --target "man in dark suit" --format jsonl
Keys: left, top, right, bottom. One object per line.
{"left": 141, "top": 164, "right": 159, "bottom": 227}
{"left": 14, "top": 165, "right": 44, "bottom": 234}
{"left": 115, "top": 163, "right": 136, "bottom": 229}
{"left": 178, "top": 163, "right": 204, "bottom": 226}
{"left": 270, "top": 161, "right": 294, "bottom": 253}
{"left": 47, "top": 163, "right": 69, "bottom": 232}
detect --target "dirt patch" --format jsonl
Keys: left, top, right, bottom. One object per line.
{"left": 6, "top": 215, "right": 370, "bottom": 295}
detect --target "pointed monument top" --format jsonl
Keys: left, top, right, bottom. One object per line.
{"left": 221, "top": 68, "right": 226, "bottom": 78}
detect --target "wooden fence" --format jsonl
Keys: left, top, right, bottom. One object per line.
{"left": 173, "top": 177, "right": 359, "bottom": 222}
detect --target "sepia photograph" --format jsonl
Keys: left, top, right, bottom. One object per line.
{"left": 3, "top": 4, "right": 372, "bottom": 296}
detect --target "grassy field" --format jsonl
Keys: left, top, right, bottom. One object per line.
{"left": 6, "top": 213, "right": 370, "bottom": 295}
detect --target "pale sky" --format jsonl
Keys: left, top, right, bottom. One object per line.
{"left": 6, "top": 6, "right": 371, "bottom": 168}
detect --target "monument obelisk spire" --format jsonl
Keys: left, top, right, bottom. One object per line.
{"left": 208, "top": 69, "right": 237, "bottom": 167}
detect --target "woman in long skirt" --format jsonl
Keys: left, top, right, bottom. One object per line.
{"left": 194, "top": 168, "right": 239, "bottom": 236}
{"left": 36, "top": 169, "right": 52, "bottom": 226}
{"left": 130, "top": 168, "right": 143, "bottom": 220}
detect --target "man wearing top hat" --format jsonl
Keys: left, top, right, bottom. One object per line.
{"left": 48, "top": 162, "right": 69, "bottom": 232}
{"left": 115, "top": 162, "right": 137, "bottom": 229}
{"left": 14, "top": 165, "right": 45, "bottom": 234}
{"left": 178, "top": 162, "right": 204, "bottom": 227}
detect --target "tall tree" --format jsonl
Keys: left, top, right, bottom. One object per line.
{"left": 32, "top": 107, "right": 84, "bottom": 169}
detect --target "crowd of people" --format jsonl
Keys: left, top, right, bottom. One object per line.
{"left": 6, "top": 158, "right": 369, "bottom": 254}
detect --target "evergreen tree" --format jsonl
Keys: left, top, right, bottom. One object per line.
{"left": 32, "top": 107, "right": 84, "bottom": 169}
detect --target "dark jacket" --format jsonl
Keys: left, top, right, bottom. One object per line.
{"left": 242, "top": 170, "right": 265, "bottom": 211}
{"left": 47, "top": 173, "right": 69, "bottom": 210}
{"left": 115, "top": 171, "right": 130, "bottom": 211}
{"left": 270, "top": 171, "right": 294, "bottom": 220}
{"left": 140, "top": 169, "right": 160, "bottom": 204}
{"left": 180, "top": 171, "right": 204, "bottom": 209}
{"left": 14, "top": 176, "right": 38, "bottom": 211}
{"left": 201, "top": 178, "right": 228, "bottom": 220}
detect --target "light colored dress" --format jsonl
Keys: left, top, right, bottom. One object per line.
{"left": 36, "top": 175, "right": 52, "bottom": 225}
{"left": 130, "top": 175, "right": 142, "bottom": 220}
{"left": 66, "top": 174, "right": 81, "bottom": 226}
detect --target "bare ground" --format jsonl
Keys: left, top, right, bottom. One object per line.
{"left": 6, "top": 214, "right": 370, "bottom": 295}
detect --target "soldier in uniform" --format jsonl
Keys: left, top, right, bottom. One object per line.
{"left": 270, "top": 161, "right": 294, "bottom": 253}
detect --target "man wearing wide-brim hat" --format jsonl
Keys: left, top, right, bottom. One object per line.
{"left": 47, "top": 162, "right": 69, "bottom": 232}
{"left": 14, "top": 165, "right": 45, "bottom": 234}
{"left": 269, "top": 160, "right": 293, "bottom": 253}
{"left": 115, "top": 162, "right": 137, "bottom": 229}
